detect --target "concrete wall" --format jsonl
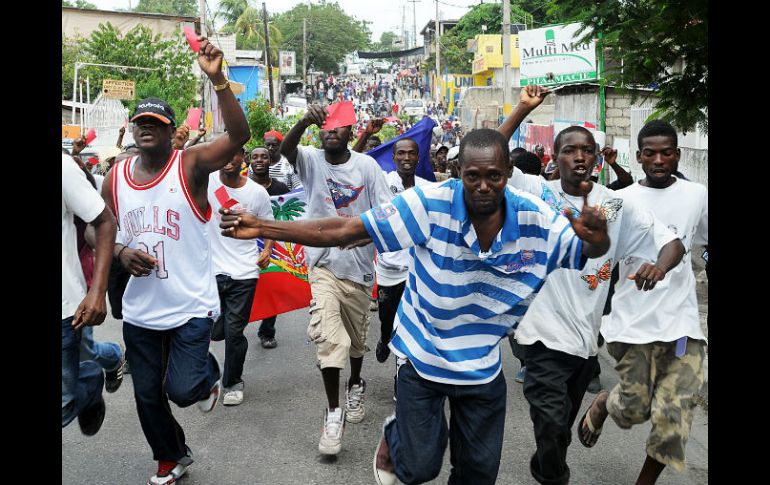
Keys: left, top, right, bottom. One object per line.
{"left": 457, "top": 86, "right": 554, "bottom": 131}
{"left": 62, "top": 7, "right": 198, "bottom": 39}
{"left": 604, "top": 88, "right": 658, "bottom": 147}
{"left": 554, "top": 90, "right": 598, "bottom": 127}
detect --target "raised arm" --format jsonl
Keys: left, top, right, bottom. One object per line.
{"left": 116, "top": 126, "right": 125, "bottom": 149}
{"left": 183, "top": 37, "right": 250, "bottom": 176}
{"left": 280, "top": 104, "right": 328, "bottom": 165}
{"left": 352, "top": 118, "right": 383, "bottom": 153}
{"left": 220, "top": 209, "right": 369, "bottom": 248}
{"left": 497, "top": 85, "right": 550, "bottom": 140}
{"left": 601, "top": 146, "right": 633, "bottom": 188}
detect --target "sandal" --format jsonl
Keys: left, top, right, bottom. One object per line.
{"left": 577, "top": 390, "right": 608, "bottom": 448}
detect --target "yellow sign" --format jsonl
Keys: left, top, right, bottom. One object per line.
{"left": 102, "top": 79, "right": 136, "bottom": 100}
{"left": 472, "top": 58, "right": 488, "bottom": 75}
{"left": 62, "top": 125, "right": 81, "bottom": 139}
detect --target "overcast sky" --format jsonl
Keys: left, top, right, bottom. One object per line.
{"left": 84, "top": 0, "right": 484, "bottom": 45}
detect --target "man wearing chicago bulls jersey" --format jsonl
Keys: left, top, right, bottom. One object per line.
{"left": 498, "top": 87, "right": 686, "bottom": 485}
{"left": 279, "top": 103, "right": 392, "bottom": 456}
{"left": 102, "top": 36, "right": 250, "bottom": 485}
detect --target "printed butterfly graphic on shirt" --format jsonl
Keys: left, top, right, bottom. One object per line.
{"left": 581, "top": 258, "right": 613, "bottom": 290}
{"left": 599, "top": 198, "right": 623, "bottom": 223}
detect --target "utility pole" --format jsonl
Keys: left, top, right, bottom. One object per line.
{"left": 303, "top": 18, "right": 307, "bottom": 94}
{"left": 401, "top": 4, "right": 406, "bottom": 48}
{"left": 502, "top": 0, "right": 512, "bottom": 116}
{"left": 434, "top": 0, "right": 440, "bottom": 103}
{"left": 263, "top": 2, "right": 275, "bottom": 107}
{"left": 198, "top": 0, "right": 207, "bottom": 36}
{"left": 199, "top": 0, "right": 209, "bottom": 136}
{"left": 407, "top": 0, "right": 419, "bottom": 49}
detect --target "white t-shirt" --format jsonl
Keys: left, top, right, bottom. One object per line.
{"left": 293, "top": 145, "right": 393, "bottom": 286}
{"left": 93, "top": 173, "right": 104, "bottom": 193}
{"left": 508, "top": 168, "right": 679, "bottom": 358}
{"left": 376, "top": 170, "right": 430, "bottom": 286}
{"left": 602, "top": 178, "right": 708, "bottom": 344}
{"left": 62, "top": 154, "right": 105, "bottom": 319}
{"left": 208, "top": 173, "right": 274, "bottom": 280}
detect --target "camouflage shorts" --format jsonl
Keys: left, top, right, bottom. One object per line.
{"left": 606, "top": 339, "right": 706, "bottom": 471}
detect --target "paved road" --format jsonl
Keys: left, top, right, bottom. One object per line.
{"left": 63, "top": 306, "right": 708, "bottom": 484}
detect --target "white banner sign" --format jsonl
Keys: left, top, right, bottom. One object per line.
{"left": 519, "top": 23, "right": 596, "bottom": 86}
{"left": 612, "top": 137, "right": 632, "bottom": 170}
{"left": 279, "top": 51, "right": 296, "bottom": 76}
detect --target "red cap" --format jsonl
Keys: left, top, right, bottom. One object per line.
{"left": 264, "top": 130, "right": 284, "bottom": 142}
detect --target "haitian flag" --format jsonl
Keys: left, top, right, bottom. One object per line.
{"left": 365, "top": 116, "right": 437, "bottom": 182}
{"left": 249, "top": 187, "right": 312, "bottom": 322}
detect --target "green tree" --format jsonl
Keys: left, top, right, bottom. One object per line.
{"left": 133, "top": 0, "right": 197, "bottom": 17}
{"left": 372, "top": 31, "right": 399, "bottom": 51}
{"left": 63, "top": 23, "right": 198, "bottom": 119}
{"left": 216, "top": 0, "right": 283, "bottom": 55}
{"left": 272, "top": 1, "right": 371, "bottom": 74}
{"left": 244, "top": 98, "right": 318, "bottom": 149}
{"left": 62, "top": 0, "right": 97, "bottom": 8}
{"left": 546, "top": 0, "right": 707, "bottom": 133}
{"left": 426, "top": 1, "right": 557, "bottom": 74}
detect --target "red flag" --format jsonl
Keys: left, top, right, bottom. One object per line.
{"left": 249, "top": 189, "right": 311, "bottom": 322}
{"left": 322, "top": 101, "right": 356, "bottom": 131}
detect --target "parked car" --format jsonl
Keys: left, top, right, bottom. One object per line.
{"left": 282, "top": 95, "right": 307, "bottom": 117}
{"left": 402, "top": 99, "right": 426, "bottom": 117}
{"left": 346, "top": 63, "right": 362, "bottom": 76}
{"left": 372, "top": 60, "right": 390, "bottom": 72}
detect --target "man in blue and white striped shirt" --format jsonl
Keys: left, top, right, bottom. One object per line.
{"left": 219, "top": 128, "right": 611, "bottom": 485}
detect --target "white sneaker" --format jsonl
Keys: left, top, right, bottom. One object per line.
{"left": 197, "top": 352, "right": 221, "bottom": 413}
{"left": 318, "top": 407, "right": 345, "bottom": 455}
{"left": 223, "top": 389, "right": 243, "bottom": 406}
{"left": 345, "top": 378, "right": 366, "bottom": 423}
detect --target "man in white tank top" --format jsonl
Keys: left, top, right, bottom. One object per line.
{"left": 101, "top": 36, "right": 251, "bottom": 485}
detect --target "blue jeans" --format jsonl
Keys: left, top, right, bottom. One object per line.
{"left": 80, "top": 326, "right": 122, "bottom": 372}
{"left": 62, "top": 317, "right": 104, "bottom": 428}
{"left": 385, "top": 361, "right": 507, "bottom": 485}
{"left": 123, "top": 317, "right": 219, "bottom": 461}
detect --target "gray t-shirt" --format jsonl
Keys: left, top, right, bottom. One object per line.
{"left": 294, "top": 145, "right": 393, "bottom": 286}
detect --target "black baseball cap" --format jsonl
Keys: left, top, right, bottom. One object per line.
{"left": 131, "top": 98, "right": 177, "bottom": 126}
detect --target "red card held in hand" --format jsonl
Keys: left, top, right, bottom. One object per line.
{"left": 185, "top": 108, "right": 202, "bottom": 130}
{"left": 321, "top": 101, "right": 357, "bottom": 131}
{"left": 184, "top": 26, "right": 201, "bottom": 53}
{"left": 84, "top": 128, "right": 96, "bottom": 145}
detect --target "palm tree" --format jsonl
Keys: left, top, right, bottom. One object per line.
{"left": 216, "top": 0, "right": 283, "bottom": 60}
{"left": 215, "top": 0, "right": 248, "bottom": 32}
